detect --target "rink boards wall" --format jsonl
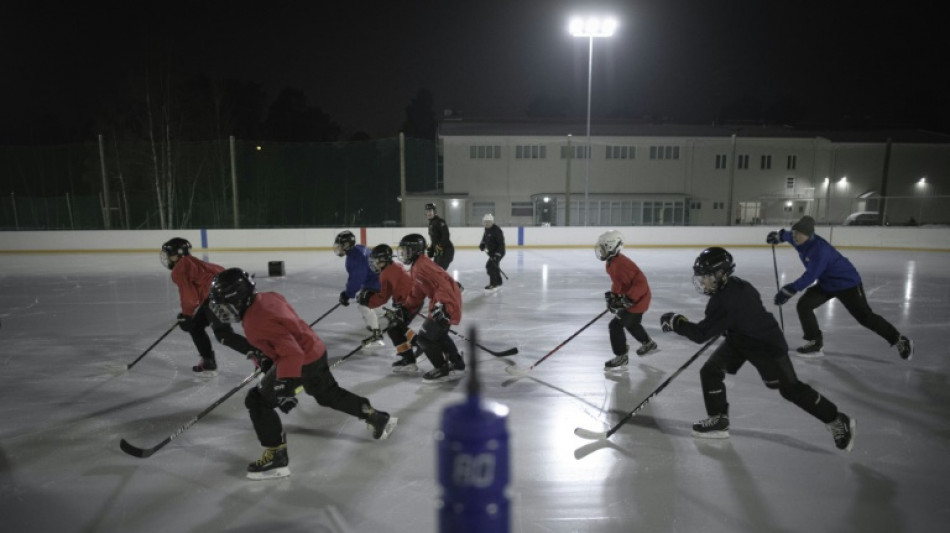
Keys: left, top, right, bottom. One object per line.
{"left": 1, "top": 226, "right": 949, "bottom": 253}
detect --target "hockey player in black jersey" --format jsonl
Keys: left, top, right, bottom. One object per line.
{"left": 659, "top": 247, "right": 855, "bottom": 451}
{"left": 424, "top": 203, "right": 455, "bottom": 270}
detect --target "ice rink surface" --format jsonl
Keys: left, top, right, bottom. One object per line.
{"left": 1, "top": 244, "right": 948, "bottom": 533}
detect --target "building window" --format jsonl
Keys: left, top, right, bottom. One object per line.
{"left": 606, "top": 145, "right": 635, "bottom": 159}
{"left": 511, "top": 201, "right": 534, "bottom": 217}
{"left": 649, "top": 145, "right": 680, "bottom": 160}
{"left": 760, "top": 154, "right": 772, "bottom": 169}
{"left": 691, "top": 201, "right": 702, "bottom": 209}
{"left": 515, "top": 145, "right": 546, "bottom": 159}
{"left": 786, "top": 176, "right": 795, "bottom": 190}
{"left": 472, "top": 201, "right": 495, "bottom": 221}
{"left": 470, "top": 145, "right": 501, "bottom": 159}
{"left": 787, "top": 155, "right": 797, "bottom": 170}
{"left": 560, "top": 145, "right": 590, "bottom": 159}
{"left": 737, "top": 154, "right": 749, "bottom": 169}
{"left": 715, "top": 154, "right": 728, "bottom": 169}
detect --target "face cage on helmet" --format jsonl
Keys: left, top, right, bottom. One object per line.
{"left": 160, "top": 250, "right": 175, "bottom": 270}
{"left": 692, "top": 272, "right": 724, "bottom": 295}
{"left": 595, "top": 242, "right": 618, "bottom": 261}
{"left": 370, "top": 255, "right": 390, "bottom": 273}
{"left": 209, "top": 299, "right": 243, "bottom": 323}
{"left": 398, "top": 245, "right": 417, "bottom": 265}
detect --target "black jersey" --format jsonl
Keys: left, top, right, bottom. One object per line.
{"left": 675, "top": 276, "right": 788, "bottom": 354}
{"left": 480, "top": 225, "right": 505, "bottom": 257}
{"left": 427, "top": 215, "right": 454, "bottom": 252}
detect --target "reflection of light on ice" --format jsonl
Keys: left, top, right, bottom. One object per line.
{"left": 902, "top": 261, "right": 916, "bottom": 318}
{"left": 541, "top": 264, "right": 548, "bottom": 291}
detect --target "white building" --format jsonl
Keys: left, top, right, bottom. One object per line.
{"left": 405, "top": 120, "right": 950, "bottom": 228}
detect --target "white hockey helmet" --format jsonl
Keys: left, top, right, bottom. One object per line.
{"left": 595, "top": 230, "right": 624, "bottom": 261}
{"left": 482, "top": 213, "right": 494, "bottom": 227}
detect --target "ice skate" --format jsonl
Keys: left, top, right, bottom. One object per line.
{"left": 391, "top": 352, "right": 419, "bottom": 373}
{"left": 692, "top": 414, "right": 729, "bottom": 439}
{"left": 192, "top": 355, "right": 218, "bottom": 377}
{"left": 604, "top": 353, "right": 629, "bottom": 369}
{"left": 826, "top": 413, "right": 855, "bottom": 452}
{"left": 246, "top": 443, "right": 290, "bottom": 480}
{"left": 895, "top": 335, "right": 914, "bottom": 361}
{"left": 794, "top": 339, "right": 824, "bottom": 359}
{"left": 423, "top": 364, "right": 462, "bottom": 384}
{"left": 636, "top": 340, "right": 658, "bottom": 356}
{"left": 366, "top": 409, "right": 398, "bottom": 440}
{"left": 361, "top": 329, "right": 386, "bottom": 350}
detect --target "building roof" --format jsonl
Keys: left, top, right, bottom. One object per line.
{"left": 438, "top": 118, "right": 950, "bottom": 144}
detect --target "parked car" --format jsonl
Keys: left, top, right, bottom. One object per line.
{"left": 843, "top": 211, "right": 882, "bottom": 226}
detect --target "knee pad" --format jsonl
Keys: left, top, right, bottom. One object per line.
{"left": 763, "top": 378, "right": 781, "bottom": 390}
{"left": 245, "top": 387, "right": 262, "bottom": 409}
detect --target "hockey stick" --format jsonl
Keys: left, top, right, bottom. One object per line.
{"left": 329, "top": 334, "right": 379, "bottom": 369}
{"left": 120, "top": 369, "right": 262, "bottom": 458}
{"left": 309, "top": 303, "right": 342, "bottom": 328}
{"left": 771, "top": 245, "right": 785, "bottom": 331}
{"left": 573, "top": 335, "right": 720, "bottom": 440}
{"left": 126, "top": 322, "right": 179, "bottom": 370}
{"left": 447, "top": 327, "right": 518, "bottom": 357}
{"left": 505, "top": 309, "right": 609, "bottom": 376}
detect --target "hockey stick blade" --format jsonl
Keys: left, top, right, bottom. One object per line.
{"left": 573, "top": 427, "right": 609, "bottom": 440}
{"left": 120, "top": 438, "right": 158, "bottom": 458}
{"left": 488, "top": 347, "right": 518, "bottom": 357}
{"left": 504, "top": 365, "right": 531, "bottom": 377}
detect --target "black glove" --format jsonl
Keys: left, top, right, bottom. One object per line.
{"left": 479, "top": 243, "right": 486, "bottom": 251}
{"left": 384, "top": 305, "right": 406, "bottom": 330}
{"left": 356, "top": 289, "right": 377, "bottom": 307}
{"left": 433, "top": 244, "right": 444, "bottom": 257}
{"left": 431, "top": 302, "right": 449, "bottom": 323}
{"left": 246, "top": 350, "right": 273, "bottom": 373}
{"left": 273, "top": 378, "right": 299, "bottom": 414}
{"left": 766, "top": 229, "right": 787, "bottom": 245}
{"left": 774, "top": 284, "right": 797, "bottom": 306}
{"left": 426, "top": 246, "right": 434, "bottom": 258}
{"left": 604, "top": 292, "right": 631, "bottom": 313}
{"left": 339, "top": 291, "right": 350, "bottom": 307}
{"left": 660, "top": 312, "right": 686, "bottom": 333}
{"left": 177, "top": 313, "right": 195, "bottom": 332}
{"left": 492, "top": 253, "right": 502, "bottom": 262}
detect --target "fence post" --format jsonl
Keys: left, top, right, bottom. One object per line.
{"left": 11, "top": 192, "right": 18, "bottom": 230}
{"left": 66, "top": 193, "right": 74, "bottom": 229}
{"left": 230, "top": 135, "right": 239, "bottom": 229}
{"left": 98, "top": 134, "right": 111, "bottom": 229}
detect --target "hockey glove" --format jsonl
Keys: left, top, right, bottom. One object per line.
{"left": 177, "top": 313, "right": 196, "bottom": 333}
{"left": 766, "top": 229, "right": 787, "bottom": 245}
{"left": 426, "top": 247, "right": 434, "bottom": 258}
{"left": 660, "top": 312, "right": 687, "bottom": 333}
{"left": 273, "top": 378, "right": 299, "bottom": 414}
{"left": 434, "top": 244, "right": 444, "bottom": 257}
{"left": 479, "top": 243, "right": 486, "bottom": 251}
{"left": 246, "top": 350, "right": 273, "bottom": 373}
{"left": 774, "top": 284, "right": 797, "bottom": 306}
{"left": 431, "top": 302, "right": 450, "bottom": 324}
{"left": 356, "top": 288, "right": 378, "bottom": 307}
{"left": 338, "top": 291, "right": 350, "bottom": 307}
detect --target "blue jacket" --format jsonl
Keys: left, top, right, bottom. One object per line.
{"left": 343, "top": 245, "right": 381, "bottom": 298}
{"left": 782, "top": 232, "right": 861, "bottom": 293}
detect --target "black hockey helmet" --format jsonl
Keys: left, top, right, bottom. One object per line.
{"left": 209, "top": 268, "right": 256, "bottom": 323}
{"left": 424, "top": 203, "right": 437, "bottom": 215}
{"left": 333, "top": 230, "right": 356, "bottom": 257}
{"left": 692, "top": 247, "right": 735, "bottom": 295}
{"left": 398, "top": 233, "right": 427, "bottom": 265}
{"left": 370, "top": 243, "right": 394, "bottom": 273}
{"left": 160, "top": 237, "right": 192, "bottom": 270}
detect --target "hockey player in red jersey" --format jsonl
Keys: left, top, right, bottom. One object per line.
{"left": 359, "top": 243, "right": 425, "bottom": 373}
{"left": 595, "top": 230, "right": 658, "bottom": 369}
{"left": 160, "top": 237, "right": 257, "bottom": 375}
{"left": 397, "top": 233, "right": 465, "bottom": 383}
{"left": 209, "top": 267, "right": 397, "bottom": 480}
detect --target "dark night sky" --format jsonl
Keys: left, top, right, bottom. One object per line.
{"left": 2, "top": 0, "right": 948, "bottom": 141}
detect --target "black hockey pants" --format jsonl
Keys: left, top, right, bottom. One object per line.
{"left": 797, "top": 283, "right": 900, "bottom": 345}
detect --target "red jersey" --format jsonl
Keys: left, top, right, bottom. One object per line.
{"left": 408, "top": 254, "right": 462, "bottom": 325}
{"left": 367, "top": 261, "right": 420, "bottom": 309}
{"left": 171, "top": 255, "right": 225, "bottom": 315}
{"left": 242, "top": 292, "right": 327, "bottom": 379}
{"left": 606, "top": 252, "right": 651, "bottom": 314}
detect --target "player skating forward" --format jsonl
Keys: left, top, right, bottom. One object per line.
{"left": 660, "top": 247, "right": 855, "bottom": 451}
{"left": 361, "top": 244, "right": 425, "bottom": 373}
{"left": 595, "top": 230, "right": 658, "bottom": 369}
{"left": 768, "top": 215, "right": 913, "bottom": 360}
{"left": 478, "top": 213, "right": 506, "bottom": 290}
{"left": 333, "top": 230, "right": 385, "bottom": 348}
{"left": 398, "top": 234, "right": 465, "bottom": 383}
{"left": 209, "top": 268, "right": 397, "bottom": 480}
{"left": 160, "top": 237, "right": 258, "bottom": 376}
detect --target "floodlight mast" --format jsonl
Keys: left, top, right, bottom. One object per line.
{"left": 569, "top": 16, "right": 617, "bottom": 226}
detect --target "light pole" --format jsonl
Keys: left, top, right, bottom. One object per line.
{"left": 570, "top": 16, "right": 617, "bottom": 226}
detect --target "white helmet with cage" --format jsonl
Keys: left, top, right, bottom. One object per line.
{"left": 595, "top": 230, "right": 624, "bottom": 261}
